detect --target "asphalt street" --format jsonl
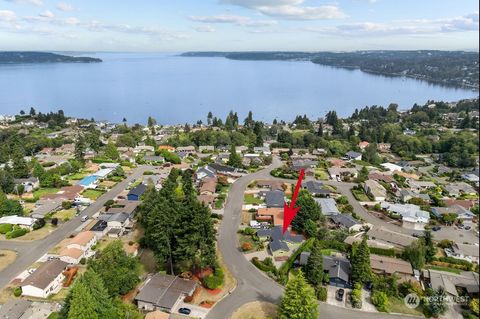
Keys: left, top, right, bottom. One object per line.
{"left": 0, "top": 165, "right": 152, "bottom": 289}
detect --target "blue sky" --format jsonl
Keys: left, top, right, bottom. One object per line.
{"left": 0, "top": 0, "right": 478, "bottom": 51}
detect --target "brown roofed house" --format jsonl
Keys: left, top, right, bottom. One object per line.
{"left": 199, "top": 177, "right": 217, "bottom": 195}
{"left": 42, "top": 185, "right": 84, "bottom": 201}
{"left": 256, "top": 208, "right": 284, "bottom": 226}
{"left": 370, "top": 254, "right": 415, "bottom": 282}
{"left": 21, "top": 260, "right": 69, "bottom": 298}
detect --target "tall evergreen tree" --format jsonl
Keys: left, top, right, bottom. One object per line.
{"left": 304, "top": 240, "right": 324, "bottom": 286}
{"left": 74, "top": 135, "right": 86, "bottom": 161}
{"left": 278, "top": 271, "right": 318, "bottom": 319}
{"left": 291, "top": 190, "right": 321, "bottom": 232}
{"left": 228, "top": 144, "right": 243, "bottom": 168}
{"left": 67, "top": 282, "right": 98, "bottom": 319}
{"left": 424, "top": 230, "right": 436, "bottom": 263}
{"left": 350, "top": 236, "right": 372, "bottom": 284}
{"left": 79, "top": 270, "right": 116, "bottom": 318}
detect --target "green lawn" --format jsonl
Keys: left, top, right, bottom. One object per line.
{"left": 427, "top": 265, "right": 462, "bottom": 274}
{"left": 82, "top": 189, "right": 105, "bottom": 200}
{"left": 314, "top": 169, "right": 329, "bottom": 180}
{"left": 389, "top": 297, "right": 424, "bottom": 316}
{"left": 54, "top": 209, "right": 76, "bottom": 222}
{"left": 33, "top": 188, "right": 60, "bottom": 199}
{"left": 244, "top": 194, "right": 264, "bottom": 205}
{"left": 351, "top": 189, "right": 370, "bottom": 202}
{"left": 238, "top": 234, "right": 260, "bottom": 253}
{"left": 66, "top": 171, "right": 89, "bottom": 181}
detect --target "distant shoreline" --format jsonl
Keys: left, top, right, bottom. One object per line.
{"left": 0, "top": 51, "right": 102, "bottom": 64}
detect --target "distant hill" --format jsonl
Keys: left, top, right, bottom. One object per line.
{"left": 0, "top": 52, "right": 102, "bottom": 64}
{"left": 181, "top": 50, "right": 479, "bottom": 89}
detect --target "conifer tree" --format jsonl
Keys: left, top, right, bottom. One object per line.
{"left": 278, "top": 271, "right": 318, "bottom": 319}
{"left": 67, "top": 282, "right": 98, "bottom": 319}
{"left": 304, "top": 240, "right": 324, "bottom": 286}
{"left": 350, "top": 236, "right": 372, "bottom": 284}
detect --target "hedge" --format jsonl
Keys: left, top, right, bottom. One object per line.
{"left": 0, "top": 223, "right": 13, "bottom": 234}
{"left": 278, "top": 238, "right": 315, "bottom": 279}
{"left": 370, "top": 247, "right": 396, "bottom": 257}
{"left": 251, "top": 257, "right": 277, "bottom": 274}
{"left": 6, "top": 228, "right": 28, "bottom": 239}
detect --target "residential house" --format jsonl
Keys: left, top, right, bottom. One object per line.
{"left": 195, "top": 166, "right": 216, "bottom": 182}
{"left": 328, "top": 158, "right": 346, "bottom": 167}
{"left": 0, "top": 215, "right": 36, "bottom": 230}
{"left": 370, "top": 254, "right": 416, "bottom": 282}
{"left": 302, "top": 180, "right": 331, "bottom": 197}
{"left": 314, "top": 198, "right": 340, "bottom": 216}
{"left": 445, "top": 182, "right": 477, "bottom": 197}
{"left": 253, "top": 146, "right": 271, "bottom": 155}
{"left": 235, "top": 146, "right": 248, "bottom": 154}
{"left": 330, "top": 214, "right": 363, "bottom": 232}
{"left": 431, "top": 205, "right": 476, "bottom": 221}
{"left": 90, "top": 220, "right": 108, "bottom": 238}
{"left": 199, "top": 145, "right": 214, "bottom": 153}
{"left": 42, "top": 185, "right": 83, "bottom": 201}
{"left": 106, "top": 213, "right": 131, "bottom": 233}
{"left": 208, "top": 163, "right": 245, "bottom": 177}
{"left": 377, "top": 143, "right": 391, "bottom": 153}
{"left": 291, "top": 159, "right": 317, "bottom": 171}
{"left": 398, "top": 189, "right": 430, "bottom": 204}
{"left": 345, "top": 151, "right": 362, "bottom": 161}
{"left": 256, "top": 226, "right": 304, "bottom": 258}
{"left": 407, "top": 179, "right": 436, "bottom": 192}
{"left": 327, "top": 167, "right": 358, "bottom": 181}
{"left": 256, "top": 180, "right": 283, "bottom": 191}
{"left": 367, "top": 227, "right": 416, "bottom": 249}
{"left": 13, "top": 177, "right": 39, "bottom": 193}
{"left": 445, "top": 243, "right": 479, "bottom": 264}
{"left": 135, "top": 274, "right": 197, "bottom": 313}
{"left": 127, "top": 184, "right": 147, "bottom": 201}
{"left": 264, "top": 190, "right": 284, "bottom": 208}
{"left": 21, "top": 260, "right": 69, "bottom": 298}
{"left": 380, "top": 202, "right": 430, "bottom": 230}
{"left": 299, "top": 252, "right": 352, "bottom": 288}
{"left": 423, "top": 269, "right": 479, "bottom": 298}
{"left": 368, "top": 171, "right": 394, "bottom": 184}
{"left": 256, "top": 208, "right": 283, "bottom": 226}
{"left": 364, "top": 180, "right": 387, "bottom": 201}
{"left": 31, "top": 199, "right": 62, "bottom": 219}
{"left": 67, "top": 231, "right": 97, "bottom": 253}
{"left": 358, "top": 141, "right": 370, "bottom": 150}
{"left": 143, "top": 155, "right": 165, "bottom": 163}
{"left": 199, "top": 177, "right": 217, "bottom": 196}
{"left": 461, "top": 173, "right": 479, "bottom": 185}
{"left": 381, "top": 163, "right": 403, "bottom": 172}
{"left": 197, "top": 194, "right": 215, "bottom": 208}
{"left": 0, "top": 299, "right": 33, "bottom": 319}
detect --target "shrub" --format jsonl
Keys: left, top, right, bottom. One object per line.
{"left": 316, "top": 286, "right": 327, "bottom": 301}
{"left": 251, "top": 257, "right": 277, "bottom": 274}
{"left": 79, "top": 257, "right": 86, "bottom": 265}
{"left": 61, "top": 201, "right": 72, "bottom": 209}
{"left": 33, "top": 218, "right": 46, "bottom": 230}
{"left": 242, "top": 227, "right": 256, "bottom": 236}
{"left": 0, "top": 223, "right": 13, "bottom": 234}
{"left": 143, "top": 170, "right": 154, "bottom": 175}
{"left": 241, "top": 242, "right": 253, "bottom": 251}
{"left": 351, "top": 283, "right": 363, "bottom": 309}
{"left": 202, "top": 267, "right": 224, "bottom": 289}
{"left": 6, "top": 228, "right": 28, "bottom": 239}
{"left": 370, "top": 247, "right": 396, "bottom": 257}
{"left": 371, "top": 291, "right": 389, "bottom": 312}
{"left": 13, "top": 286, "right": 22, "bottom": 297}
{"left": 51, "top": 218, "right": 59, "bottom": 226}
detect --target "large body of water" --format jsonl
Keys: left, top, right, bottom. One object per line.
{"left": 0, "top": 52, "right": 477, "bottom": 124}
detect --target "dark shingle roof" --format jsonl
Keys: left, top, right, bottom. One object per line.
{"left": 128, "top": 183, "right": 147, "bottom": 197}
{"left": 21, "top": 260, "right": 68, "bottom": 289}
{"left": 330, "top": 214, "right": 360, "bottom": 229}
{"left": 265, "top": 190, "right": 284, "bottom": 208}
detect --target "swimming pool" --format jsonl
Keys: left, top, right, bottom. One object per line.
{"left": 78, "top": 175, "right": 98, "bottom": 187}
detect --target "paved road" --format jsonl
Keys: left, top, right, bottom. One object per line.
{"left": 207, "top": 159, "right": 413, "bottom": 319}
{"left": 0, "top": 165, "right": 152, "bottom": 289}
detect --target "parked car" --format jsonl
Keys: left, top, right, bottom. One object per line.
{"left": 335, "top": 289, "right": 345, "bottom": 301}
{"left": 412, "top": 233, "right": 422, "bottom": 238}
{"left": 432, "top": 226, "right": 441, "bottom": 231}
{"left": 464, "top": 225, "right": 471, "bottom": 231}
{"left": 81, "top": 215, "right": 89, "bottom": 222}
{"left": 178, "top": 308, "right": 191, "bottom": 315}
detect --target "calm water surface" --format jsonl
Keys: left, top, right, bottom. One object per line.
{"left": 0, "top": 52, "right": 477, "bottom": 124}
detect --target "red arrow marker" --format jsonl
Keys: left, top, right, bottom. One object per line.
{"left": 282, "top": 168, "right": 305, "bottom": 234}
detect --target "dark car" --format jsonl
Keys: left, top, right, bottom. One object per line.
{"left": 432, "top": 226, "right": 442, "bottom": 231}
{"left": 412, "top": 233, "right": 421, "bottom": 238}
{"left": 178, "top": 308, "right": 191, "bottom": 315}
{"left": 336, "top": 288, "right": 345, "bottom": 301}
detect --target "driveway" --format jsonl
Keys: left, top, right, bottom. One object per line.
{"left": 0, "top": 165, "right": 154, "bottom": 289}
{"left": 172, "top": 302, "right": 209, "bottom": 319}
{"left": 326, "top": 286, "right": 348, "bottom": 308}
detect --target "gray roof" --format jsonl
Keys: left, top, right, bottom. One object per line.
{"left": 135, "top": 274, "right": 196, "bottom": 310}
{"left": 31, "top": 199, "right": 62, "bottom": 218}
{"left": 0, "top": 299, "right": 32, "bottom": 319}
{"left": 303, "top": 180, "right": 330, "bottom": 195}
{"left": 314, "top": 198, "right": 340, "bottom": 216}
{"left": 330, "top": 214, "right": 361, "bottom": 229}
{"left": 143, "top": 155, "right": 164, "bottom": 162}
{"left": 257, "top": 226, "right": 304, "bottom": 252}
{"left": 128, "top": 183, "right": 147, "bottom": 197}
{"left": 346, "top": 151, "right": 362, "bottom": 159}
{"left": 21, "top": 260, "right": 68, "bottom": 290}
{"left": 265, "top": 190, "right": 284, "bottom": 208}
{"left": 299, "top": 253, "right": 351, "bottom": 283}
{"left": 107, "top": 212, "right": 130, "bottom": 223}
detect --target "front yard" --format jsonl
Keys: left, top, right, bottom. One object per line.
{"left": 351, "top": 189, "right": 370, "bottom": 202}
{"left": 244, "top": 194, "right": 264, "bottom": 205}
{"left": 0, "top": 250, "right": 16, "bottom": 271}
{"left": 53, "top": 208, "right": 76, "bottom": 222}
{"left": 32, "top": 188, "right": 60, "bottom": 200}
{"left": 82, "top": 189, "right": 105, "bottom": 200}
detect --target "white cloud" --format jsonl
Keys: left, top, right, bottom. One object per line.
{"left": 0, "top": 10, "right": 17, "bottom": 22}
{"left": 4, "top": 0, "right": 43, "bottom": 6}
{"left": 189, "top": 14, "right": 277, "bottom": 27}
{"left": 221, "top": 0, "right": 346, "bottom": 20}
{"left": 39, "top": 10, "right": 54, "bottom": 18}
{"left": 194, "top": 25, "right": 216, "bottom": 33}
{"left": 56, "top": 2, "right": 74, "bottom": 12}
{"left": 304, "top": 12, "right": 479, "bottom": 37}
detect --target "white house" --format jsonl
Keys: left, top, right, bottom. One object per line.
{"left": 67, "top": 231, "right": 97, "bottom": 252}
{"left": 381, "top": 163, "right": 403, "bottom": 172}
{"left": 0, "top": 215, "right": 36, "bottom": 230}
{"left": 21, "top": 260, "right": 68, "bottom": 298}
{"left": 381, "top": 202, "right": 430, "bottom": 230}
